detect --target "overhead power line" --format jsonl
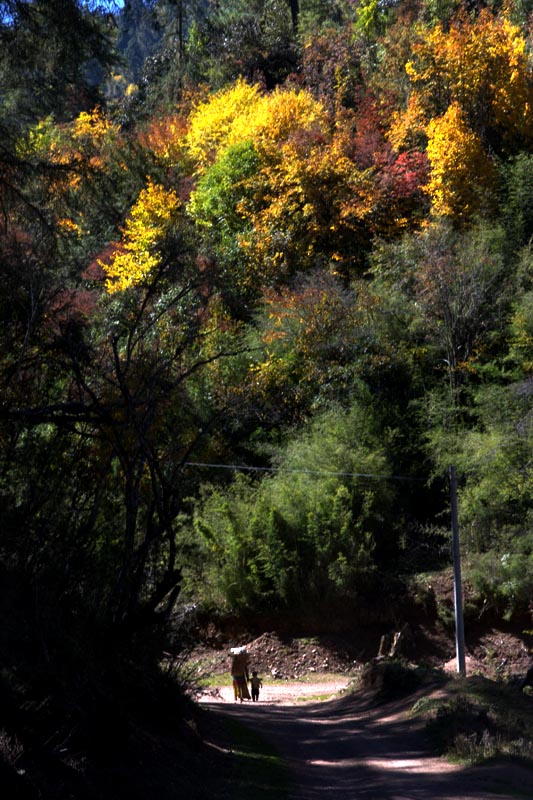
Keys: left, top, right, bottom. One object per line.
{"left": 183, "top": 461, "right": 425, "bottom": 482}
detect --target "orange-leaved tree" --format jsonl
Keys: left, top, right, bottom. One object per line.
{"left": 137, "top": 113, "right": 189, "bottom": 170}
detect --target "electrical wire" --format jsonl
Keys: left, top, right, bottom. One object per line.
{"left": 183, "top": 461, "right": 426, "bottom": 481}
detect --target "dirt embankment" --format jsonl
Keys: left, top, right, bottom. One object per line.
{"left": 189, "top": 621, "right": 533, "bottom": 688}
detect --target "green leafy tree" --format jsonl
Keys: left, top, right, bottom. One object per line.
{"left": 296, "top": 0, "right": 354, "bottom": 40}
{"left": 373, "top": 221, "right": 510, "bottom": 401}
{"left": 249, "top": 271, "right": 375, "bottom": 417}
{"left": 187, "top": 139, "right": 261, "bottom": 311}
{"left": 426, "top": 379, "right": 533, "bottom": 618}
{"left": 507, "top": 290, "right": 533, "bottom": 376}
{"left": 191, "top": 398, "right": 396, "bottom": 613}
{"left": 500, "top": 153, "right": 533, "bottom": 254}
{"left": 199, "top": 0, "right": 298, "bottom": 88}
{"left": 354, "top": 0, "right": 389, "bottom": 41}
{"left": 116, "top": 0, "right": 162, "bottom": 83}
{"left": 0, "top": 0, "right": 115, "bottom": 128}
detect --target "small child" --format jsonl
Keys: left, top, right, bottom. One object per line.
{"left": 250, "top": 670, "right": 263, "bottom": 702}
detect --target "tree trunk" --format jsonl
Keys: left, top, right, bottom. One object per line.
{"left": 287, "top": 0, "right": 299, "bottom": 32}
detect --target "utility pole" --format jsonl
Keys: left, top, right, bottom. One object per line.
{"left": 449, "top": 465, "right": 466, "bottom": 676}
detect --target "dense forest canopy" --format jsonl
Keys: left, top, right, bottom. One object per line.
{"left": 1, "top": 1, "right": 533, "bottom": 765}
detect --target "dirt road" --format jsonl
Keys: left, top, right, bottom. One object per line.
{"left": 198, "top": 678, "right": 350, "bottom": 705}
{"left": 201, "top": 682, "right": 533, "bottom": 800}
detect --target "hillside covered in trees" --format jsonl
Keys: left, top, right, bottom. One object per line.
{"left": 1, "top": 0, "right": 533, "bottom": 795}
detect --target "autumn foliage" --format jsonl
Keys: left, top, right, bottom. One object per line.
{"left": 100, "top": 179, "right": 181, "bottom": 291}
{"left": 425, "top": 102, "right": 496, "bottom": 219}
{"left": 389, "top": 7, "right": 533, "bottom": 221}
{"left": 3, "top": 8, "right": 533, "bottom": 794}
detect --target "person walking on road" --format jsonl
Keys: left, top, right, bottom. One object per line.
{"left": 250, "top": 671, "right": 263, "bottom": 702}
{"left": 230, "top": 646, "right": 251, "bottom": 702}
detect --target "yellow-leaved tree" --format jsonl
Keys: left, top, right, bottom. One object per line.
{"left": 187, "top": 80, "right": 377, "bottom": 283}
{"left": 236, "top": 130, "right": 376, "bottom": 280}
{"left": 425, "top": 103, "right": 496, "bottom": 220}
{"left": 184, "top": 80, "right": 263, "bottom": 170}
{"left": 388, "top": 7, "right": 533, "bottom": 221}
{"left": 184, "top": 78, "right": 329, "bottom": 171}
{"left": 101, "top": 180, "right": 181, "bottom": 293}
{"left": 404, "top": 8, "right": 533, "bottom": 150}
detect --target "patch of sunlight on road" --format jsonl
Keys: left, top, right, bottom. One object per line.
{"left": 364, "top": 757, "right": 461, "bottom": 773}
{"left": 198, "top": 678, "right": 351, "bottom": 705}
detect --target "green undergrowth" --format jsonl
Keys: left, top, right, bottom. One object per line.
{"left": 356, "top": 661, "right": 533, "bottom": 767}
{"left": 412, "top": 674, "right": 533, "bottom": 766}
{"left": 356, "top": 658, "right": 444, "bottom": 700}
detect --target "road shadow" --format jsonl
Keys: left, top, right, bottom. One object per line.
{"left": 204, "top": 688, "right": 533, "bottom": 800}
